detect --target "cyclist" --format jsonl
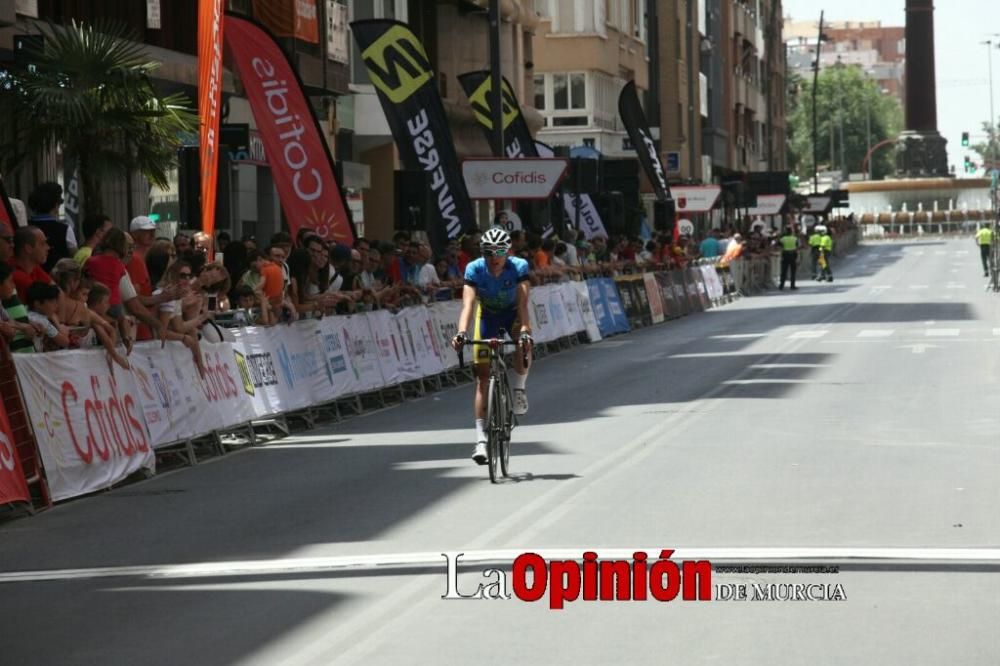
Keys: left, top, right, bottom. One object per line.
{"left": 451, "top": 227, "right": 533, "bottom": 465}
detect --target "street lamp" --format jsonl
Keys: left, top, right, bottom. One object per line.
{"left": 981, "top": 40, "right": 996, "bottom": 176}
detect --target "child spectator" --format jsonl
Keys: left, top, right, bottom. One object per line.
{"left": 25, "top": 281, "right": 71, "bottom": 350}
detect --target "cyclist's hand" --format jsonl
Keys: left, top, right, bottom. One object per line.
{"left": 519, "top": 332, "right": 534, "bottom": 354}
{"left": 451, "top": 332, "right": 467, "bottom": 351}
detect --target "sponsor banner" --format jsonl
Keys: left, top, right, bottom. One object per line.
{"left": 528, "top": 286, "right": 554, "bottom": 343}
{"left": 643, "top": 273, "right": 665, "bottom": 324}
{"left": 63, "top": 166, "right": 82, "bottom": 242}
{"left": 369, "top": 309, "right": 405, "bottom": 386}
{"left": 190, "top": 342, "right": 257, "bottom": 434}
{"left": 231, "top": 327, "right": 291, "bottom": 418}
{"left": 130, "top": 342, "right": 197, "bottom": 447}
{"left": 669, "top": 270, "right": 690, "bottom": 316}
{"left": 562, "top": 193, "right": 608, "bottom": 240}
{"left": 689, "top": 268, "right": 712, "bottom": 310}
{"left": 199, "top": 0, "right": 224, "bottom": 247}
{"left": 574, "top": 194, "right": 608, "bottom": 239}
{"left": 546, "top": 285, "right": 571, "bottom": 340}
{"left": 226, "top": 14, "right": 355, "bottom": 244}
{"left": 315, "top": 316, "right": 361, "bottom": 400}
{"left": 427, "top": 302, "right": 462, "bottom": 371}
{"left": 401, "top": 307, "right": 446, "bottom": 379}
{"left": 586, "top": 279, "right": 614, "bottom": 338}
{"left": 391, "top": 309, "right": 422, "bottom": 382}
{"left": 654, "top": 272, "right": 677, "bottom": 319}
{"left": 618, "top": 80, "right": 671, "bottom": 203}
{"left": 0, "top": 397, "right": 30, "bottom": 506}
{"left": 683, "top": 268, "right": 705, "bottom": 313}
{"left": 252, "top": 0, "right": 319, "bottom": 44}
{"left": 559, "top": 283, "right": 586, "bottom": 335}
{"left": 602, "top": 279, "right": 631, "bottom": 334}
{"left": 269, "top": 323, "right": 327, "bottom": 410}
{"left": 13, "top": 350, "right": 154, "bottom": 502}
{"left": 672, "top": 186, "right": 722, "bottom": 214}
{"left": 458, "top": 71, "right": 556, "bottom": 238}
{"left": 568, "top": 281, "right": 602, "bottom": 342}
{"left": 700, "top": 265, "right": 725, "bottom": 301}
{"left": 351, "top": 20, "right": 476, "bottom": 252}
{"left": 344, "top": 315, "right": 388, "bottom": 392}
{"left": 461, "top": 158, "right": 567, "bottom": 200}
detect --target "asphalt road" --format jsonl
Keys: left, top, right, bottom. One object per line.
{"left": 1, "top": 238, "right": 999, "bottom": 665}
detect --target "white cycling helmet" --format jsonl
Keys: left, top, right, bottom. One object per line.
{"left": 480, "top": 226, "right": 512, "bottom": 253}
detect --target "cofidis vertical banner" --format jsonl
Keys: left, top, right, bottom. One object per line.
{"left": 198, "top": 0, "right": 224, "bottom": 250}
{"left": 350, "top": 20, "right": 477, "bottom": 252}
{"left": 618, "top": 80, "right": 671, "bottom": 203}
{"left": 0, "top": 398, "right": 29, "bottom": 506}
{"left": 225, "top": 14, "right": 355, "bottom": 244}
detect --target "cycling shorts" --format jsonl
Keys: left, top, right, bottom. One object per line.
{"left": 473, "top": 304, "right": 521, "bottom": 365}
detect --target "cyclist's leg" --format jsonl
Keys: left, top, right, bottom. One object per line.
{"left": 472, "top": 306, "right": 497, "bottom": 463}
{"left": 509, "top": 313, "right": 530, "bottom": 415}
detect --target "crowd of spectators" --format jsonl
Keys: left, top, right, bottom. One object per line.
{"left": 3, "top": 180, "right": 852, "bottom": 369}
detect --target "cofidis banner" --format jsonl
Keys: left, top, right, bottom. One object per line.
{"left": 350, "top": 20, "right": 477, "bottom": 252}
{"left": 225, "top": 14, "right": 355, "bottom": 244}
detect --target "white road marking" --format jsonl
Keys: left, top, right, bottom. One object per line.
{"left": 925, "top": 328, "right": 960, "bottom": 337}
{"left": 993, "top": 328, "right": 1000, "bottom": 337}
{"left": 710, "top": 333, "right": 767, "bottom": 339}
{"left": 857, "top": 330, "right": 895, "bottom": 338}
{"left": 898, "top": 344, "right": 939, "bottom": 354}
{"left": 749, "top": 363, "right": 830, "bottom": 369}
{"left": 2, "top": 548, "right": 998, "bottom": 584}
{"left": 909, "top": 285, "right": 929, "bottom": 290}
{"left": 946, "top": 284, "right": 968, "bottom": 289}
{"left": 788, "top": 330, "right": 829, "bottom": 340}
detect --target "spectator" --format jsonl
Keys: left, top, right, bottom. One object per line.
{"left": 540, "top": 238, "right": 556, "bottom": 266}
{"left": 0, "top": 224, "right": 11, "bottom": 263}
{"left": 87, "top": 282, "right": 112, "bottom": 320}
{"left": 146, "top": 239, "right": 176, "bottom": 288}
{"left": 552, "top": 242, "right": 569, "bottom": 267}
{"left": 174, "top": 232, "right": 192, "bottom": 256}
{"left": 562, "top": 229, "right": 579, "bottom": 266}
{"left": 73, "top": 213, "right": 112, "bottom": 265}
{"left": 127, "top": 217, "right": 158, "bottom": 339}
{"left": 217, "top": 231, "right": 231, "bottom": 256}
{"left": 243, "top": 249, "right": 287, "bottom": 314}
{"left": 25, "top": 281, "right": 71, "bottom": 350}
{"left": 222, "top": 240, "right": 249, "bottom": 300}
{"left": 10, "top": 226, "right": 53, "bottom": 302}
{"left": 719, "top": 233, "right": 745, "bottom": 266}
{"left": 700, "top": 230, "right": 721, "bottom": 259}
{"left": 414, "top": 243, "right": 439, "bottom": 292}
{"left": 233, "top": 284, "right": 273, "bottom": 325}
{"left": 592, "top": 236, "right": 610, "bottom": 263}
{"left": 639, "top": 240, "right": 658, "bottom": 264}
{"left": 192, "top": 231, "right": 213, "bottom": 258}
{"left": 0, "top": 263, "right": 42, "bottom": 353}
{"left": 510, "top": 230, "right": 527, "bottom": 256}
{"left": 155, "top": 260, "right": 207, "bottom": 335}
{"left": 457, "top": 233, "right": 479, "bottom": 274}
{"left": 27, "top": 182, "right": 75, "bottom": 271}
{"left": 242, "top": 235, "right": 257, "bottom": 254}
{"left": 329, "top": 243, "right": 353, "bottom": 293}
{"left": 49, "top": 261, "right": 127, "bottom": 366}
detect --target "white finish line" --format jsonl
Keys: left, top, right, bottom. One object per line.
{"left": 1, "top": 548, "right": 999, "bottom": 584}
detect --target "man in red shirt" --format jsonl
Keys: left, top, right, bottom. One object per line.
{"left": 126, "top": 216, "right": 157, "bottom": 340}
{"left": 9, "top": 226, "right": 53, "bottom": 301}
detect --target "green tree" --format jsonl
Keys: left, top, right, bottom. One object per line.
{"left": 970, "top": 120, "right": 1000, "bottom": 172}
{"left": 0, "top": 20, "right": 197, "bottom": 217}
{"left": 785, "top": 64, "right": 903, "bottom": 183}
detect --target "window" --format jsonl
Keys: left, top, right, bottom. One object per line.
{"left": 553, "top": 74, "right": 568, "bottom": 109}
{"left": 534, "top": 75, "right": 546, "bottom": 110}
{"left": 552, "top": 73, "right": 586, "bottom": 111}
{"left": 570, "top": 73, "right": 586, "bottom": 108}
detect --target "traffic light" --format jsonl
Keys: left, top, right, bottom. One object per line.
{"left": 962, "top": 132, "right": 970, "bottom": 147}
{"left": 964, "top": 155, "right": 971, "bottom": 173}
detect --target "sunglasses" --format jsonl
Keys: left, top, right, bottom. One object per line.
{"left": 482, "top": 249, "right": 508, "bottom": 258}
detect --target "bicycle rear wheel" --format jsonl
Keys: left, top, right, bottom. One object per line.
{"left": 486, "top": 375, "right": 502, "bottom": 483}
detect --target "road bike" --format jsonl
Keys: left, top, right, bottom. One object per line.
{"left": 458, "top": 333, "right": 529, "bottom": 483}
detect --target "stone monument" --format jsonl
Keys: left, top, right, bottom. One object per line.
{"left": 895, "top": 0, "right": 949, "bottom": 177}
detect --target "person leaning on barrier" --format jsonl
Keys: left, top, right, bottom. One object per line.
{"left": 975, "top": 224, "right": 993, "bottom": 277}
{"left": 777, "top": 226, "right": 800, "bottom": 291}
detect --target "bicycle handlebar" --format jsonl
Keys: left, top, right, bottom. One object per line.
{"left": 457, "top": 338, "right": 531, "bottom": 370}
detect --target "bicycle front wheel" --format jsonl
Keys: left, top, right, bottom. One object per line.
{"left": 486, "top": 375, "right": 502, "bottom": 483}
{"left": 499, "top": 376, "right": 512, "bottom": 477}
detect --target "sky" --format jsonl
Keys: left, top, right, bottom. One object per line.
{"left": 783, "top": 0, "right": 1000, "bottom": 175}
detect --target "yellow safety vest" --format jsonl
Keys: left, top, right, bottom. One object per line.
{"left": 820, "top": 235, "right": 833, "bottom": 252}
{"left": 976, "top": 227, "right": 994, "bottom": 246}
{"left": 779, "top": 235, "right": 798, "bottom": 251}
{"left": 808, "top": 233, "right": 822, "bottom": 248}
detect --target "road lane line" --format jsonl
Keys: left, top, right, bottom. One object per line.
{"left": 857, "top": 330, "right": 895, "bottom": 338}
{"left": 925, "top": 328, "right": 960, "bottom": 337}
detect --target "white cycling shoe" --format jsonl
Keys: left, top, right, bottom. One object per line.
{"left": 513, "top": 389, "right": 528, "bottom": 416}
{"left": 472, "top": 441, "right": 488, "bottom": 465}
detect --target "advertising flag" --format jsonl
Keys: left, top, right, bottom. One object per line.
{"left": 618, "top": 80, "right": 671, "bottom": 203}
{"left": 350, "top": 20, "right": 477, "bottom": 252}
{"left": 458, "top": 71, "right": 538, "bottom": 159}
{"left": 198, "top": 0, "right": 224, "bottom": 250}
{"left": 0, "top": 398, "right": 29, "bottom": 506}
{"left": 225, "top": 14, "right": 355, "bottom": 244}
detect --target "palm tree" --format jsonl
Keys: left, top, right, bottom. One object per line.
{"left": 0, "top": 20, "right": 198, "bottom": 217}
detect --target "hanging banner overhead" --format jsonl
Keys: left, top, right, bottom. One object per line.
{"left": 350, "top": 20, "right": 477, "bottom": 252}
{"left": 462, "top": 158, "right": 568, "bottom": 200}
{"left": 226, "top": 14, "right": 355, "bottom": 244}
{"left": 618, "top": 80, "right": 671, "bottom": 203}
{"left": 198, "top": 0, "right": 224, "bottom": 250}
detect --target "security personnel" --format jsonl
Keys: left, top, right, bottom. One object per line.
{"left": 818, "top": 227, "right": 834, "bottom": 282}
{"left": 778, "top": 226, "right": 800, "bottom": 290}
{"left": 975, "top": 225, "right": 994, "bottom": 277}
{"left": 808, "top": 226, "right": 823, "bottom": 279}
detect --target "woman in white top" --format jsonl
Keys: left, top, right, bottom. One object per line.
{"left": 155, "top": 260, "right": 208, "bottom": 335}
